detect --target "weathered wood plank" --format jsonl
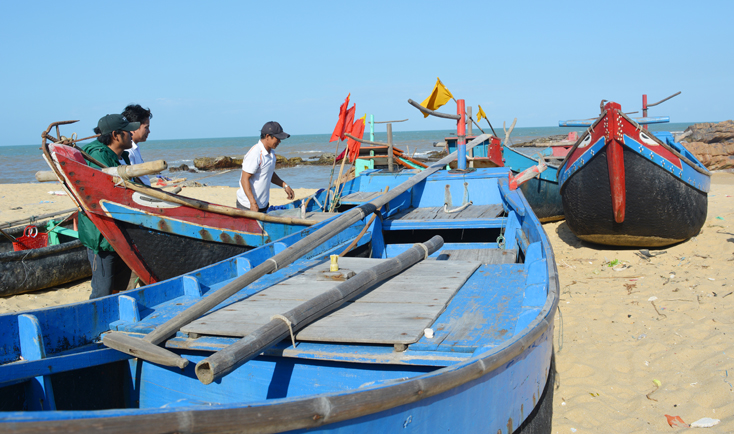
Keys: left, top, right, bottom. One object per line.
{"left": 341, "top": 191, "right": 384, "bottom": 203}
{"left": 436, "top": 249, "right": 517, "bottom": 264}
{"left": 183, "top": 259, "right": 480, "bottom": 345}
{"left": 476, "top": 204, "right": 505, "bottom": 218}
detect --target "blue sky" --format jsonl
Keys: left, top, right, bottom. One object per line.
{"left": 1, "top": 0, "right": 731, "bottom": 145}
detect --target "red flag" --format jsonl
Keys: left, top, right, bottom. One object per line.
{"left": 329, "top": 94, "right": 350, "bottom": 142}
{"left": 341, "top": 104, "right": 355, "bottom": 141}
{"left": 347, "top": 115, "right": 366, "bottom": 162}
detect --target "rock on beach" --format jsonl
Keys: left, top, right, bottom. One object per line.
{"left": 193, "top": 154, "right": 336, "bottom": 171}
{"left": 682, "top": 120, "right": 734, "bottom": 170}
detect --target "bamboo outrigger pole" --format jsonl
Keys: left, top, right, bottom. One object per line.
{"left": 102, "top": 133, "right": 491, "bottom": 369}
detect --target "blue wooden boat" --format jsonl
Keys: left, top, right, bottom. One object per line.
{"left": 502, "top": 146, "right": 565, "bottom": 223}
{"left": 558, "top": 102, "right": 709, "bottom": 247}
{"left": 0, "top": 135, "right": 558, "bottom": 433}
{"left": 445, "top": 135, "right": 566, "bottom": 222}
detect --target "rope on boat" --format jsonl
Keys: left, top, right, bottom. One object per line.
{"left": 265, "top": 257, "right": 279, "bottom": 272}
{"left": 270, "top": 314, "right": 297, "bottom": 348}
{"left": 416, "top": 242, "right": 430, "bottom": 260}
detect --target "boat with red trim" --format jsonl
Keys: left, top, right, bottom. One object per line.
{"left": 40, "top": 121, "right": 324, "bottom": 285}
{"left": 558, "top": 101, "right": 709, "bottom": 247}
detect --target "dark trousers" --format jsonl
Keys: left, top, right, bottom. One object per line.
{"left": 236, "top": 201, "right": 269, "bottom": 213}
{"left": 86, "top": 249, "right": 132, "bottom": 299}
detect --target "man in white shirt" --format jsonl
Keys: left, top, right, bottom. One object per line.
{"left": 236, "top": 121, "right": 295, "bottom": 212}
{"left": 121, "top": 104, "right": 152, "bottom": 186}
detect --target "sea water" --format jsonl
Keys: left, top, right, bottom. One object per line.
{"left": 0, "top": 123, "right": 695, "bottom": 189}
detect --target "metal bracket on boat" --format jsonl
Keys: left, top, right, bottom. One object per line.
{"left": 444, "top": 183, "right": 473, "bottom": 213}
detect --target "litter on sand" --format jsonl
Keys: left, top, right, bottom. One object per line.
{"left": 690, "top": 417, "right": 720, "bottom": 428}
{"left": 665, "top": 414, "right": 688, "bottom": 428}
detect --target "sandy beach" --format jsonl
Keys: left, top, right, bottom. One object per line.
{"left": 1, "top": 174, "right": 733, "bottom": 431}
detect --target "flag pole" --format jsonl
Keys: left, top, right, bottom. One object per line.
{"left": 471, "top": 117, "right": 486, "bottom": 134}
{"left": 323, "top": 139, "right": 342, "bottom": 211}
{"left": 484, "top": 118, "right": 498, "bottom": 137}
{"left": 329, "top": 148, "right": 350, "bottom": 212}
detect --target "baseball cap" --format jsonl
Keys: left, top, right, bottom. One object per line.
{"left": 97, "top": 114, "right": 140, "bottom": 135}
{"left": 261, "top": 121, "right": 290, "bottom": 140}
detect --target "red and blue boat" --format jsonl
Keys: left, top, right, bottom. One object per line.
{"left": 40, "top": 121, "right": 321, "bottom": 285}
{"left": 558, "top": 101, "right": 709, "bottom": 247}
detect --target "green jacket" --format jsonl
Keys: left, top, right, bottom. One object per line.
{"left": 78, "top": 140, "right": 130, "bottom": 253}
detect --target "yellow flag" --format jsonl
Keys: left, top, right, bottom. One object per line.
{"left": 477, "top": 105, "right": 488, "bottom": 122}
{"left": 420, "top": 78, "right": 454, "bottom": 118}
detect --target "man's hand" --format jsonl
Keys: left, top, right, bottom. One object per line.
{"left": 283, "top": 183, "right": 295, "bottom": 200}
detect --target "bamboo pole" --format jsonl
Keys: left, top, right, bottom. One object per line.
{"left": 0, "top": 208, "right": 78, "bottom": 230}
{"left": 323, "top": 139, "right": 343, "bottom": 211}
{"left": 102, "top": 134, "right": 490, "bottom": 369}
{"left": 195, "top": 235, "right": 444, "bottom": 384}
{"left": 329, "top": 149, "right": 350, "bottom": 212}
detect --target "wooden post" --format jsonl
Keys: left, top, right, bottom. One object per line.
{"left": 466, "top": 106, "right": 473, "bottom": 136}
{"left": 386, "top": 123, "right": 394, "bottom": 172}
{"left": 457, "top": 99, "right": 466, "bottom": 171}
{"left": 642, "top": 94, "right": 648, "bottom": 131}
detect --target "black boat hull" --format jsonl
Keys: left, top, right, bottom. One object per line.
{"left": 561, "top": 146, "right": 708, "bottom": 247}
{"left": 0, "top": 223, "right": 91, "bottom": 296}
{"left": 116, "top": 222, "right": 250, "bottom": 281}
{"left": 518, "top": 175, "right": 564, "bottom": 223}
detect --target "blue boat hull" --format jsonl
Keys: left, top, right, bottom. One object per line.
{"left": 503, "top": 146, "right": 564, "bottom": 222}
{"left": 0, "top": 165, "right": 558, "bottom": 433}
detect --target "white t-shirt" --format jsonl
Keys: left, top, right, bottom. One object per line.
{"left": 120, "top": 141, "right": 150, "bottom": 186}
{"left": 236, "top": 140, "right": 275, "bottom": 209}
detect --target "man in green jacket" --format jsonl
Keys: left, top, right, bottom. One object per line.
{"left": 78, "top": 114, "right": 139, "bottom": 299}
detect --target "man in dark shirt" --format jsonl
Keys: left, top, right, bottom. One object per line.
{"left": 78, "top": 114, "right": 139, "bottom": 299}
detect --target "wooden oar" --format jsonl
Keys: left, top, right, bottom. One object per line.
{"left": 195, "top": 235, "right": 444, "bottom": 384}
{"left": 102, "top": 134, "right": 490, "bottom": 369}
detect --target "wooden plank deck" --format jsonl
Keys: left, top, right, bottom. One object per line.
{"left": 340, "top": 191, "right": 384, "bottom": 203}
{"left": 182, "top": 257, "right": 480, "bottom": 345}
{"left": 390, "top": 204, "right": 504, "bottom": 222}
{"left": 436, "top": 249, "right": 517, "bottom": 264}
